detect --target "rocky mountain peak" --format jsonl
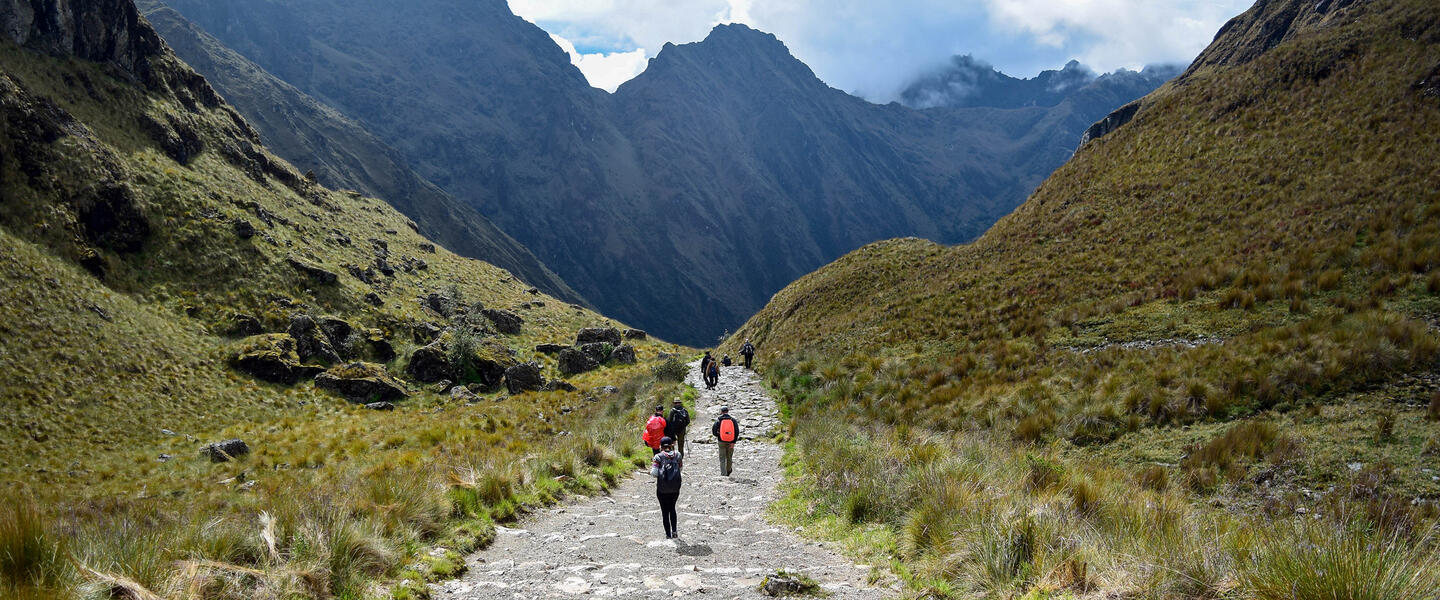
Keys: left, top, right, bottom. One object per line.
{"left": 633, "top": 22, "right": 822, "bottom": 94}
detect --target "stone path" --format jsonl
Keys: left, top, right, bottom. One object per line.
{"left": 434, "top": 362, "right": 892, "bottom": 599}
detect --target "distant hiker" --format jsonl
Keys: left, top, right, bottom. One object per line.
{"left": 705, "top": 358, "right": 720, "bottom": 389}
{"left": 740, "top": 340, "right": 756, "bottom": 370}
{"left": 722, "top": 354, "right": 733, "bottom": 367}
{"left": 712, "top": 406, "right": 740, "bottom": 476}
{"left": 665, "top": 398, "right": 691, "bottom": 456}
{"left": 643, "top": 405, "right": 667, "bottom": 455}
{"left": 700, "top": 351, "right": 714, "bottom": 380}
{"left": 650, "top": 436, "right": 684, "bottom": 539}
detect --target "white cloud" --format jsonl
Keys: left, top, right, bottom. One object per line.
{"left": 548, "top": 33, "right": 649, "bottom": 92}
{"left": 510, "top": 0, "right": 1255, "bottom": 99}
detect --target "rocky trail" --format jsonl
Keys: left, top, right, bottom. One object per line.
{"left": 434, "top": 362, "right": 893, "bottom": 599}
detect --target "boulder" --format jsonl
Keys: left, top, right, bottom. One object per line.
{"left": 449, "top": 386, "right": 481, "bottom": 402}
{"left": 535, "top": 343, "right": 568, "bottom": 355}
{"left": 503, "top": 362, "right": 545, "bottom": 394}
{"left": 288, "top": 315, "right": 341, "bottom": 364}
{"left": 610, "top": 344, "right": 638, "bottom": 364}
{"left": 232, "top": 218, "right": 256, "bottom": 239}
{"left": 623, "top": 328, "right": 647, "bottom": 341}
{"left": 557, "top": 347, "right": 598, "bottom": 376}
{"left": 580, "top": 342, "right": 613, "bottom": 364}
{"left": 482, "top": 309, "right": 524, "bottom": 335}
{"left": 413, "top": 322, "right": 444, "bottom": 343}
{"left": 421, "top": 292, "right": 456, "bottom": 318}
{"left": 286, "top": 255, "right": 338, "bottom": 284}
{"left": 364, "top": 292, "right": 384, "bottom": 306}
{"left": 542, "top": 380, "right": 577, "bottom": 392}
{"left": 315, "top": 362, "right": 408, "bottom": 403}
{"left": 596, "top": 386, "right": 620, "bottom": 395}
{"left": 575, "top": 327, "right": 622, "bottom": 346}
{"left": 318, "top": 316, "right": 354, "bottom": 348}
{"left": 202, "top": 439, "right": 250, "bottom": 463}
{"left": 230, "top": 334, "right": 302, "bottom": 384}
{"left": 365, "top": 330, "right": 396, "bottom": 363}
{"left": 364, "top": 402, "right": 395, "bottom": 411}
{"left": 419, "top": 242, "right": 436, "bottom": 253}
{"left": 406, "top": 342, "right": 451, "bottom": 383}
{"left": 226, "top": 313, "right": 264, "bottom": 337}
{"left": 457, "top": 340, "right": 518, "bottom": 390}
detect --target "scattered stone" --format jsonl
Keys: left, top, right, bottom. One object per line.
{"left": 201, "top": 439, "right": 250, "bottom": 463}
{"left": 232, "top": 218, "right": 256, "bottom": 239}
{"left": 525, "top": 287, "right": 539, "bottom": 295}
{"left": 575, "top": 327, "right": 622, "bottom": 346}
{"left": 610, "top": 344, "right": 638, "bottom": 364}
{"left": 160, "top": 429, "right": 176, "bottom": 436}
{"left": 542, "top": 380, "right": 577, "bottom": 392}
{"left": 504, "top": 362, "right": 545, "bottom": 393}
{"left": 157, "top": 453, "right": 172, "bottom": 462}
{"left": 364, "top": 292, "right": 384, "bottom": 306}
{"left": 288, "top": 315, "right": 341, "bottom": 364}
{"left": 406, "top": 342, "right": 451, "bottom": 383}
{"left": 285, "top": 255, "right": 338, "bottom": 284}
{"left": 623, "top": 328, "right": 647, "bottom": 340}
{"left": 557, "top": 347, "right": 599, "bottom": 375}
{"left": 419, "top": 242, "right": 436, "bottom": 253}
{"left": 759, "top": 572, "right": 823, "bottom": 597}
{"left": 314, "top": 362, "right": 408, "bottom": 403}
{"left": 535, "top": 343, "right": 568, "bottom": 355}
{"left": 450, "top": 386, "right": 481, "bottom": 402}
{"left": 482, "top": 308, "right": 524, "bottom": 335}
{"left": 365, "top": 401, "right": 395, "bottom": 411}
{"left": 597, "top": 386, "right": 619, "bottom": 395}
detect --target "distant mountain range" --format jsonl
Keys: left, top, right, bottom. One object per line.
{"left": 143, "top": 0, "right": 1176, "bottom": 346}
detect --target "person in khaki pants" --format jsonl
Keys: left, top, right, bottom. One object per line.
{"left": 711, "top": 406, "right": 740, "bottom": 476}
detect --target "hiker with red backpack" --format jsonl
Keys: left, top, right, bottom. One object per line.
{"left": 711, "top": 406, "right": 741, "bottom": 476}
{"left": 643, "top": 405, "right": 667, "bottom": 455}
{"left": 650, "top": 436, "right": 684, "bottom": 538}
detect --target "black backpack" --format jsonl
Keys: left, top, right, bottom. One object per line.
{"left": 669, "top": 407, "right": 690, "bottom": 430}
{"left": 657, "top": 453, "right": 682, "bottom": 492}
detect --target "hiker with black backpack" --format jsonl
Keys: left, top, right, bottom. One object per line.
{"left": 712, "top": 406, "right": 740, "bottom": 476}
{"left": 665, "top": 398, "right": 691, "bottom": 456}
{"left": 740, "top": 340, "right": 756, "bottom": 370}
{"left": 700, "top": 351, "right": 714, "bottom": 381}
{"left": 705, "top": 358, "right": 720, "bottom": 389}
{"left": 650, "top": 436, "right": 684, "bottom": 539}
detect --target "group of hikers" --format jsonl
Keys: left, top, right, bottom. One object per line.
{"left": 699, "top": 340, "right": 756, "bottom": 390}
{"left": 639, "top": 346, "right": 753, "bottom": 539}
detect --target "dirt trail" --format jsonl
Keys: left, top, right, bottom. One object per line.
{"left": 434, "top": 362, "right": 893, "bottom": 599}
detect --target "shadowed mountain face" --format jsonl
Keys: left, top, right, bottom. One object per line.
{"left": 151, "top": 0, "right": 1169, "bottom": 346}
{"left": 900, "top": 56, "right": 1181, "bottom": 110}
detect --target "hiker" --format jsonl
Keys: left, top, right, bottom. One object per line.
{"left": 700, "top": 351, "right": 714, "bottom": 381}
{"left": 650, "top": 436, "right": 684, "bottom": 538}
{"left": 722, "top": 354, "right": 733, "bottom": 367}
{"left": 705, "top": 357, "right": 720, "bottom": 389}
{"left": 712, "top": 406, "right": 740, "bottom": 476}
{"left": 740, "top": 340, "right": 756, "bottom": 370}
{"left": 665, "top": 398, "right": 691, "bottom": 456}
{"left": 643, "top": 405, "right": 667, "bottom": 455}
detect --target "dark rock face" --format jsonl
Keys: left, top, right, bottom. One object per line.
{"left": 230, "top": 333, "right": 302, "bottom": 383}
{"left": 1079, "top": 100, "right": 1143, "bottom": 147}
{"left": 534, "top": 343, "right": 567, "bottom": 354}
{"left": 287, "top": 314, "right": 341, "bottom": 364}
{"left": 314, "top": 362, "right": 408, "bottom": 402}
{"left": 232, "top": 218, "right": 257, "bottom": 238}
{"left": 202, "top": 438, "right": 250, "bottom": 462}
{"left": 363, "top": 291, "right": 383, "bottom": 306}
{"left": 72, "top": 181, "right": 149, "bottom": 253}
{"left": 365, "top": 331, "right": 396, "bottom": 363}
{"left": 503, "top": 362, "right": 544, "bottom": 393}
{"left": 226, "top": 312, "right": 264, "bottom": 337}
{"left": 556, "top": 346, "right": 598, "bottom": 375}
{"left": 1180, "top": 0, "right": 1365, "bottom": 80}
{"left": 580, "top": 342, "right": 613, "bottom": 365}
{"left": 421, "top": 292, "right": 456, "bottom": 318}
{"left": 286, "top": 255, "right": 338, "bottom": 284}
{"left": 462, "top": 340, "right": 517, "bottom": 391}
{"left": 622, "top": 328, "right": 647, "bottom": 340}
{"left": 482, "top": 308, "right": 523, "bottom": 335}
{"left": 610, "top": 344, "right": 637, "bottom": 364}
{"left": 317, "top": 315, "right": 354, "bottom": 355}
{"left": 405, "top": 342, "right": 450, "bottom": 383}
{"left": 575, "top": 327, "right": 622, "bottom": 346}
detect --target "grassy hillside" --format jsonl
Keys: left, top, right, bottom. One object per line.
{"left": 730, "top": 0, "right": 1440, "bottom": 596}
{"left": 0, "top": 5, "right": 688, "bottom": 599}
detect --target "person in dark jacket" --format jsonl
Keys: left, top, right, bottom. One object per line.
{"left": 665, "top": 399, "right": 690, "bottom": 456}
{"left": 711, "top": 406, "right": 741, "bottom": 476}
{"left": 650, "top": 437, "right": 683, "bottom": 538}
{"left": 722, "top": 354, "right": 733, "bottom": 367}
{"left": 740, "top": 340, "right": 756, "bottom": 370}
{"left": 700, "top": 351, "right": 714, "bottom": 381}
{"left": 704, "top": 358, "right": 720, "bottom": 389}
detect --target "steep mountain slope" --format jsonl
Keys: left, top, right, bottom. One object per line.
{"left": 131, "top": 0, "right": 585, "bottom": 305}
{"left": 1, "top": 2, "right": 678, "bottom": 597}
{"left": 149, "top": 0, "right": 1165, "bottom": 346}
{"left": 729, "top": 0, "right": 1440, "bottom": 596}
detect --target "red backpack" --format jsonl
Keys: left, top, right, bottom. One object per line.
{"left": 717, "top": 417, "right": 737, "bottom": 443}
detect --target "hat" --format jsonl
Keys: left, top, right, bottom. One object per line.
{"left": 661, "top": 436, "right": 674, "bottom": 446}
{"left": 672, "top": 398, "right": 683, "bottom": 404}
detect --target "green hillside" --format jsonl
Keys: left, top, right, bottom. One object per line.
{"left": 731, "top": 0, "right": 1440, "bottom": 596}
{"left": 0, "top": 4, "right": 686, "bottom": 599}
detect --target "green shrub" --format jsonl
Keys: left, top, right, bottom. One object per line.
{"left": 651, "top": 357, "right": 688, "bottom": 382}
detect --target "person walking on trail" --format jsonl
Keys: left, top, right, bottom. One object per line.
{"left": 712, "top": 406, "right": 741, "bottom": 476}
{"left": 643, "top": 406, "right": 667, "bottom": 455}
{"left": 665, "top": 398, "right": 691, "bottom": 456}
{"left": 722, "top": 354, "right": 733, "bottom": 367}
{"left": 705, "top": 358, "right": 720, "bottom": 390}
{"left": 650, "top": 436, "right": 684, "bottom": 539}
{"left": 700, "top": 351, "right": 714, "bottom": 381}
{"left": 740, "top": 340, "right": 756, "bottom": 370}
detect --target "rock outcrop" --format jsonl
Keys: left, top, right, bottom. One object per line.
{"left": 230, "top": 333, "right": 306, "bottom": 383}
{"left": 201, "top": 438, "right": 250, "bottom": 462}
{"left": 406, "top": 342, "right": 450, "bottom": 383}
{"left": 575, "top": 327, "right": 622, "bottom": 346}
{"left": 287, "top": 314, "right": 341, "bottom": 364}
{"left": 610, "top": 344, "right": 637, "bottom": 364}
{"left": 503, "top": 362, "right": 544, "bottom": 393}
{"left": 482, "top": 308, "right": 523, "bottom": 335}
{"left": 556, "top": 346, "right": 598, "bottom": 375}
{"left": 314, "top": 362, "right": 408, "bottom": 403}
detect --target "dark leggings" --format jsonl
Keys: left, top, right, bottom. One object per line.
{"left": 657, "top": 491, "right": 679, "bottom": 537}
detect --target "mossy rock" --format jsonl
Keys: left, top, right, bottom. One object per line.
{"left": 230, "top": 333, "right": 303, "bottom": 384}
{"left": 314, "top": 361, "right": 408, "bottom": 403}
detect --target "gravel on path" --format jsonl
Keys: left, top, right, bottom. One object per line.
{"left": 434, "top": 362, "right": 893, "bottom": 599}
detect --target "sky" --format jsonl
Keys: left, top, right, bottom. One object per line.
{"left": 508, "top": 0, "right": 1255, "bottom": 99}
